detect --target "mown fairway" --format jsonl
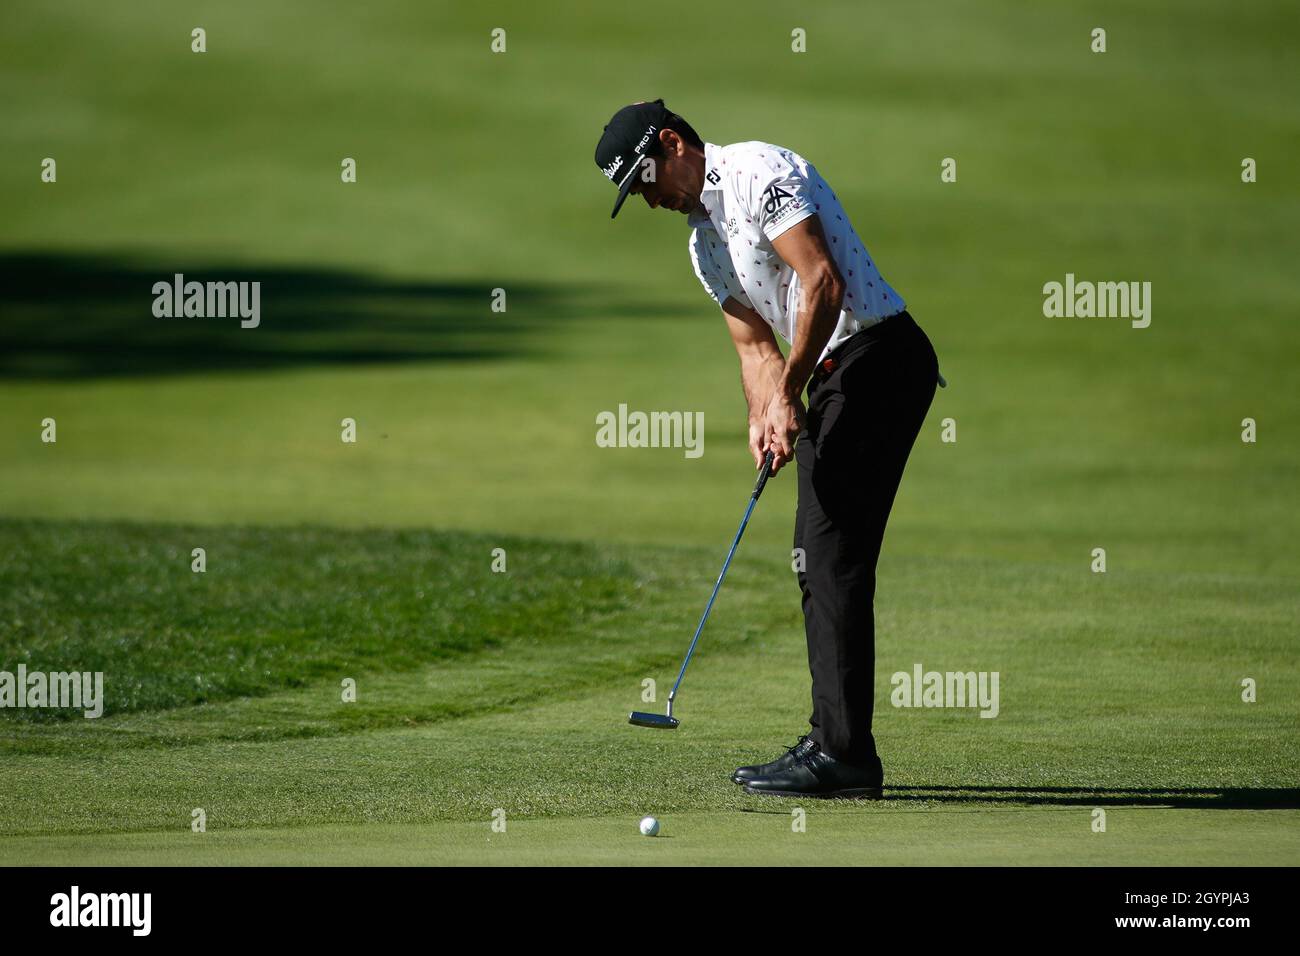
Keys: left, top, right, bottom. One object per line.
{"left": 1, "top": 1, "right": 1297, "bottom": 864}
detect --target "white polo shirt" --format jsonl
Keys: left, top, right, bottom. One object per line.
{"left": 687, "top": 141, "right": 905, "bottom": 363}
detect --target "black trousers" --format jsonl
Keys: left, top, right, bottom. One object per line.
{"left": 794, "top": 311, "right": 938, "bottom": 764}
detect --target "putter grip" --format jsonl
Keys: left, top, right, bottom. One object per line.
{"left": 752, "top": 451, "right": 775, "bottom": 498}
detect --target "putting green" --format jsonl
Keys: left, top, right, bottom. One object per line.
{"left": 6, "top": 809, "right": 1296, "bottom": 867}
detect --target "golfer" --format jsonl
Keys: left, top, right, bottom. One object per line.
{"left": 596, "top": 99, "right": 940, "bottom": 798}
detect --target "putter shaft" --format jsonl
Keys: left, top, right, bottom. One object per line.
{"left": 629, "top": 452, "right": 775, "bottom": 728}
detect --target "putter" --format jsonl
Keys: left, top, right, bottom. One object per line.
{"left": 629, "top": 451, "right": 776, "bottom": 729}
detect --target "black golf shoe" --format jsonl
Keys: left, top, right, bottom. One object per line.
{"left": 742, "top": 741, "right": 884, "bottom": 799}
{"left": 731, "top": 735, "right": 818, "bottom": 785}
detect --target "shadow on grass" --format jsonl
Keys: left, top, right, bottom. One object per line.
{"left": 0, "top": 251, "right": 683, "bottom": 379}
{"left": 745, "top": 786, "right": 1300, "bottom": 810}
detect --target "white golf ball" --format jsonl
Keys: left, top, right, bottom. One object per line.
{"left": 638, "top": 815, "right": 660, "bottom": 837}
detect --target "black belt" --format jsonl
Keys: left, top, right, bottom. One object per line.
{"left": 814, "top": 311, "right": 912, "bottom": 381}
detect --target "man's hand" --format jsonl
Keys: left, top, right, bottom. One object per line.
{"left": 748, "top": 418, "right": 767, "bottom": 469}
{"left": 762, "top": 391, "right": 805, "bottom": 473}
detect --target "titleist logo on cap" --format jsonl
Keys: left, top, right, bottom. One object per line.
{"left": 603, "top": 125, "right": 658, "bottom": 181}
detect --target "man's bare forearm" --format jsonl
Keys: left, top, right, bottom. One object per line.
{"left": 741, "top": 351, "right": 785, "bottom": 421}
{"left": 779, "top": 274, "right": 844, "bottom": 400}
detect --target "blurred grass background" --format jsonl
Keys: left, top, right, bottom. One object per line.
{"left": 1, "top": 0, "right": 1295, "bottom": 568}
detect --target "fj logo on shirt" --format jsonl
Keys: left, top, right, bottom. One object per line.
{"left": 706, "top": 168, "right": 721, "bottom": 185}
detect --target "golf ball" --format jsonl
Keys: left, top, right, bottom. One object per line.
{"left": 638, "top": 815, "right": 660, "bottom": 837}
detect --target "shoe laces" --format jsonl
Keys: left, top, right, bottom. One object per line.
{"left": 794, "top": 739, "right": 822, "bottom": 767}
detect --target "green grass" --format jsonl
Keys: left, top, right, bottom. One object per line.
{"left": 5, "top": 811, "right": 1295, "bottom": 867}
{"left": 1, "top": 519, "right": 1295, "bottom": 862}
{"left": 0, "top": 0, "right": 1298, "bottom": 864}
{"left": 0, "top": 520, "right": 667, "bottom": 723}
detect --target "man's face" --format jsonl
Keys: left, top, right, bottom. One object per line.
{"left": 627, "top": 130, "right": 705, "bottom": 215}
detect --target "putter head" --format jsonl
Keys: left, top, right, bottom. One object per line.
{"left": 628, "top": 711, "right": 680, "bottom": 730}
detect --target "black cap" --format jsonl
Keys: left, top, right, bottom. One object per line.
{"left": 594, "top": 99, "right": 672, "bottom": 219}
